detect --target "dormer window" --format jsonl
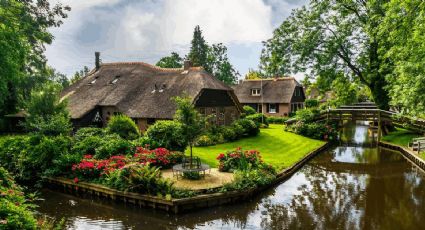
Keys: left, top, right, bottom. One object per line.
{"left": 89, "top": 76, "right": 99, "bottom": 85}
{"left": 110, "top": 76, "right": 120, "bottom": 84}
{"left": 251, "top": 88, "right": 261, "bottom": 96}
{"left": 159, "top": 84, "right": 166, "bottom": 93}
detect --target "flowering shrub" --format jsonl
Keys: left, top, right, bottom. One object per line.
{"left": 217, "top": 148, "right": 275, "bottom": 173}
{"left": 72, "top": 154, "right": 128, "bottom": 180}
{"left": 133, "top": 147, "right": 184, "bottom": 168}
{"left": 286, "top": 121, "right": 338, "bottom": 141}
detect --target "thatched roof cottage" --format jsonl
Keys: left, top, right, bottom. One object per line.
{"left": 61, "top": 53, "right": 242, "bottom": 131}
{"left": 233, "top": 78, "right": 305, "bottom": 117}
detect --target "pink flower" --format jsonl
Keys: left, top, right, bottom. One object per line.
{"left": 74, "top": 177, "right": 79, "bottom": 183}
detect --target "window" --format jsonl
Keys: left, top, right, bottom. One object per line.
{"left": 147, "top": 118, "right": 156, "bottom": 125}
{"left": 89, "top": 76, "right": 99, "bottom": 85}
{"left": 269, "top": 104, "right": 277, "bottom": 113}
{"left": 199, "top": 107, "right": 206, "bottom": 115}
{"left": 251, "top": 88, "right": 261, "bottom": 96}
{"left": 110, "top": 76, "right": 120, "bottom": 84}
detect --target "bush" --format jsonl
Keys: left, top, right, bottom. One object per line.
{"left": 221, "top": 126, "right": 237, "bottom": 141}
{"left": 220, "top": 169, "right": 276, "bottom": 192}
{"left": 107, "top": 115, "right": 140, "bottom": 140}
{"left": 232, "top": 118, "right": 259, "bottom": 137}
{"left": 287, "top": 121, "right": 338, "bottom": 140}
{"left": 72, "top": 155, "right": 128, "bottom": 181}
{"left": 145, "top": 120, "right": 188, "bottom": 152}
{"left": 74, "top": 127, "right": 106, "bottom": 142}
{"left": 242, "top": 105, "right": 257, "bottom": 116}
{"left": 295, "top": 108, "right": 320, "bottom": 123}
{"left": 0, "top": 167, "right": 38, "bottom": 229}
{"left": 95, "top": 135, "right": 134, "bottom": 159}
{"left": 267, "top": 116, "right": 288, "bottom": 124}
{"left": 72, "top": 135, "right": 104, "bottom": 155}
{"left": 104, "top": 164, "right": 173, "bottom": 196}
{"left": 216, "top": 148, "right": 275, "bottom": 173}
{"left": 26, "top": 113, "right": 72, "bottom": 136}
{"left": 195, "top": 135, "right": 215, "bottom": 146}
{"left": 0, "top": 136, "right": 30, "bottom": 176}
{"left": 246, "top": 113, "right": 269, "bottom": 127}
{"left": 305, "top": 99, "right": 319, "bottom": 108}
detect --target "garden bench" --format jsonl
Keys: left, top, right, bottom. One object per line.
{"left": 408, "top": 137, "right": 425, "bottom": 153}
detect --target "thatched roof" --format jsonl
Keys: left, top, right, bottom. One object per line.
{"left": 233, "top": 78, "right": 301, "bottom": 104}
{"left": 61, "top": 62, "right": 240, "bottom": 119}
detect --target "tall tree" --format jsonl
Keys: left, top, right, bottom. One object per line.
{"left": 208, "top": 43, "right": 239, "bottom": 85}
{"left": 260, "top": 0, "right": 392, "bottom": 109}
{"left": 70, "top": 66, "right": 90, "bottom": 83}
{"left": 188, "top": 25, "right": 210, "bottom": 72}
{"left": 245, "top": 69, "right": 263, "bottom": 80}
{"left": 379, "top": 0, "right": 425, "bottom": 116}
{"left": 0, "top": 0, "right": 69, "bottom": 126}
{"left": 156, "top": 52, "right": 183, "bottom": 68}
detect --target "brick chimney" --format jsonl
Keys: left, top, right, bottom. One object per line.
{"left": 95, "top": 52, "right": 100, "bottom": 70}
{"left": 183, "top": 60, "right": 192, "bottom": 70}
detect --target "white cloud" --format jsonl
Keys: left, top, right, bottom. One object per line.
{"left": 45, "top": 0, "right": 305, "bottom": 76}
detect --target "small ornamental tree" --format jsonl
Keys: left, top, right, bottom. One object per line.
{"left": 173, "top": 96, "right": 205, "bottom": 168}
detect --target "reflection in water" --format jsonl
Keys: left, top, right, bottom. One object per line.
{"left": 37, "top": 122, "right": 425, "bottom": 229}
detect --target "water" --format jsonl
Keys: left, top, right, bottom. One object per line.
{"left": 36, "top": 122, "right": 425, "bottom": 229}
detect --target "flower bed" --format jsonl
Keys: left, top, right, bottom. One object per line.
{"left": 217, "top": 148, "right": 275, "bottom": 173}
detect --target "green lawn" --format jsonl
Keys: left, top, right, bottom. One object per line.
{"left": 382, "top": 127, "right": 422, "bottom": 147}
{"left": 186, "top": 124, "right": 325, "bottom": 171}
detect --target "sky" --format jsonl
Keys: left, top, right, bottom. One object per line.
{"left": 46, "top": 0, "right": 308, "bottom": 80}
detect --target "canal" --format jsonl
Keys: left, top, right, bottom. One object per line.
{"left": 36, "top": 122, "right": 425, "bottom": 229}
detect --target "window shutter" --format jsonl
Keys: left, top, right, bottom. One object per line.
{"left": 276, "top": 104, "right": 279, "bottom": 113}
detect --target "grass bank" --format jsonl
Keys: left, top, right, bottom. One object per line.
{"left": 187, "top": 124, "right": 325, "bottom": 171}
{"left": 382, "top": 127, "right": 422, "bottom": 147}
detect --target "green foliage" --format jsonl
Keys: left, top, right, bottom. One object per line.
{"left": 294, "top": 108, "right": 320, "bottom": 123}
{"left": 107, "top": 114, "right": 140, "bottom": 140}
{"left": 221, "top": 126, "right": 237, "bottom": 141}
{"left": 25, "top": 82, "right": 71, "bottom": 136}
{"left": 188, "top": 25, "right": 209, "bottom": 72}
{"left": 156, "top": 52, "right": 183, "bottom": 68}
{"left": 379, "top": 0, "right": 425, "bottom": 115}
{"left": 105, "top": 164, "right": 173, "bottom": 196}
{"left": 0, "top": 167, "right": 38, "bottom": 229}
{"left": 220, "top": 168, "right": 276, "bottom": 192}
{"left": 173, "top": 96, "right": 205, "bottom": 157}
{"left": 304, "top": 99, "right": 319, "bottom": 108}
{"left": 95, "top": 135, "right": 134, "bottom": 159}
{"left": 195, "top": 135, "right": 214, "bottom": 147}
{"left": 74, "top": 127, "right": 106, "bottom": 142}
{"left": 187, "top": 26, "right": 238, "bottom": 85}
{"left": 182, "top": 171, "right": 201, "bottom": 180}
{"left": 267, "top": 116, "right": 288, "bottom": 124}
{"left": 72, "top": 135, "right": 104, "bottom": 155}
{"left": 71, "top": 66, "right": 90, "bottom": 84}
{"left": 0, "top": 0, "right": 70, "bottom": 127}
{"left": 145, "top": 120, "right": 188, "bottom": 152}
{"left": 232, "top": 118, "right": 260, "bottom": 137}
{"left": 246, "top": 113, "right": 269, "bottom": 127}
{"left": 329, "top": 74, "right": 358, "bottom": 107}
{"left": 286, "top": 121, "right": 338, "bottom": 141}
{"left": 217, "top": 148, "right": 275, "bottom": 174}
{"left": 245, "top": 69, "right": 263, "bottom": 80}
{"left": 243, "top": 106, "right": 257, "bottom": 116}
{"left": 260, "top": 0, "right": 391, "bottom": 109}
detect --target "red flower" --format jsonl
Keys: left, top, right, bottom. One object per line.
{"left": 74, "top": 177, "right": 79, "bottom": 183}
{"left": 83, "top": 154, "right": 93, "bottom": 159}
{"left": 217, "top": 153, "right": 225, "bottom": 160}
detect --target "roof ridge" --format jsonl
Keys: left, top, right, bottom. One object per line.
{"left": 101, "top": 62, "right": 183, "bottom": 72}
{"left": 243, "top": 77, "right": 296, "bottom": 81}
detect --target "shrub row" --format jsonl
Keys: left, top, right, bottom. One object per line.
{"left": 285, "top": 121, "right": 338, "bottom": 141}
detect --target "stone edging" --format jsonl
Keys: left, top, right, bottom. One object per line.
{"left": 378, "top": 141, "right": 425, "bottom": 170}
{"left": 45, "top": 142, "right": 331, "bottom": 214}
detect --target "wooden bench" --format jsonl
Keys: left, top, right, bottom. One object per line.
{"left": 409, "top": 137, "right": 425, "bottom": 153}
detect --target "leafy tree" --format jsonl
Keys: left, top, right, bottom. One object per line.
{"left": 156, "top": 52, "right": 183, "bottom": 68}
{"left": 329, "top": 74, "right": 358, "bottom": 107}
{"left": 47, "top": 67, "right": 70, "bottom": 88}
{"left": 187, "top": 26, "right": 238, "bottom": 85}
{"left": 245, "top": 69, "right": 263, "bottom": 80}
{"left": 208, "top": 43, "right": 239, "bottom": 85}
{"left": 379, "top": 0, "right": 425, "bottom": 115}
{"left": 71, "top": 66, "right": 90, "bottom": 84}
{"left": 188, "top": 25, "right": 209, "bottom": 72}
{"left": 260, "top": 0, "right": 392, "bottom": 109}
{"left": 0, "top": 0, "right": 69, "bottom": 128}
{"left": 25, "top": 82, "right": 71, "bottom": 135}
{"left": 173, "top": 96, "right": 205, "bottom": 167}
